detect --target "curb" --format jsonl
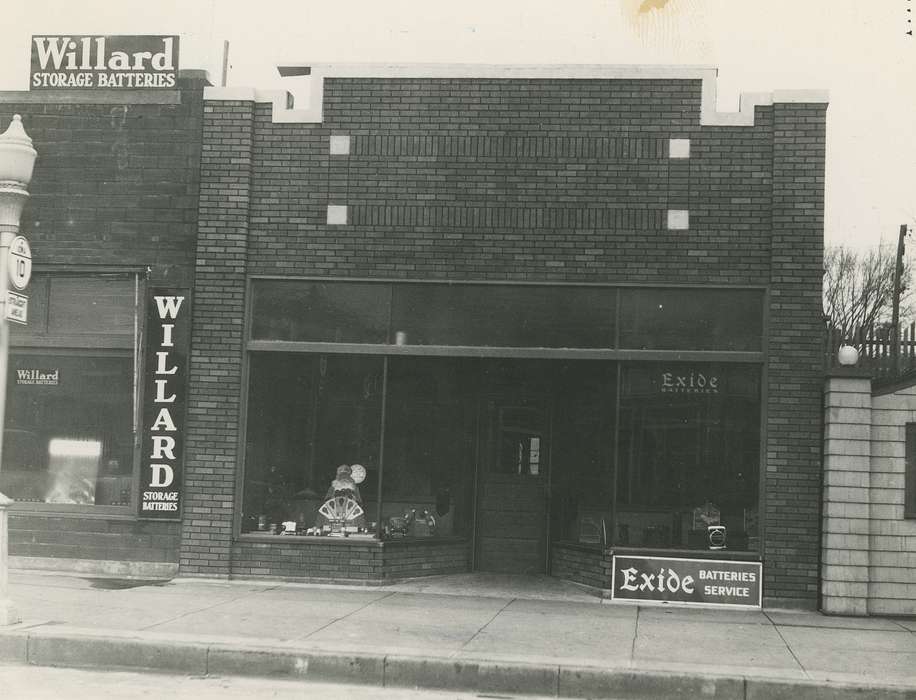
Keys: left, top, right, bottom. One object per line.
{"left": 0, "top": 630, "right": 914, "bottom": 699}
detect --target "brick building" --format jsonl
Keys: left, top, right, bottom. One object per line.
{"left": 0, "top": 69, "right": 207, "bottom": 577}
{"left": 185, "top": 65, "right": 827, "bottom": 609}
{"left": 0, "top": 64, "right": 827, "bottom": 610}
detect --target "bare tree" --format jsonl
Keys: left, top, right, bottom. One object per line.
{"left": 823, "top": 244, "right": 910, "bottom": 337}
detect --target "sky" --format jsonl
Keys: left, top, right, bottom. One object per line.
{"left": 2, "top": 0, "right": 915, "bottom": 253}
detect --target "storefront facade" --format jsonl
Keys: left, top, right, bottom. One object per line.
{"left": 0, "top": 68, "right": 207, "bottom": 577}
{"left": 187, "top": 65, "right": 827, "bottom": 608}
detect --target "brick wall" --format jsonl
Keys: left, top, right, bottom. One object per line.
{"left": 0, "top": 79, "right": 205, "bottom": 283}
{"left": 230, "top": 538, "right": 467, "bottom": 582}
{"left": 764, "top": 103, "right": 828, "bottom": 608}
{"left": 192, "top": 75, "right": 826, "bottom": 598}
{"left": 179, "top": 100, "right": 253, "bottom": 577}
{"left": 232, "top": 539, "right": 383, "bottom": 581}
{"left": 0, "top": 72, "right": 206, "bottom": 568}
{"left": 551, "top": 543, "right": 612, "bottom": 591}
{"left": 10, "top": 514, "right": 179, "bottom": 564}
{"left": 382, "top": 539, "right": 469, "bottom": 579}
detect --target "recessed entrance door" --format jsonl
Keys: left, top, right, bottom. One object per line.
{"left": 475, "top": 362, "right": 551, "bottom": 574}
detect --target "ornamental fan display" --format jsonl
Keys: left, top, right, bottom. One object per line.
{"left": 318, "top": 496, "right": 364, "bottom": 523}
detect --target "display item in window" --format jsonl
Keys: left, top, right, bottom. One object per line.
{"left": 314, "top": 464, "right": 367, "bottom": 534}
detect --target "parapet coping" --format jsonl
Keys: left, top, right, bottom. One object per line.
{"left": 203, "top": 63, "right": 829, "bottom": 126}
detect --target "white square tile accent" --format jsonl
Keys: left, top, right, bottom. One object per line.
{"left": 327, "top": 205, "right": 347, "bottom": 225}
{"left": 667, "top": 209, "right": 689, "bottom": 230}
{"left": 669, "top": 138, "right": 691, "bottom": 159}
{"left": 329, "top": 135, "right": 351, "bottom": 155}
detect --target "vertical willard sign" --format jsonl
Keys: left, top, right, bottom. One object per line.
{"left": 139, "top": 289, "right": 190, "bottom": 519}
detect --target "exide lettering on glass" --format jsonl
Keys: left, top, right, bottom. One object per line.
{"left": 661, "top": 371, "right": 719, "bottom": 394}
{"left": 30, "top": 35, "right": 179, "bottom": 90}
{"left": 141, "top": 295, "right": 184, "bottom": 514}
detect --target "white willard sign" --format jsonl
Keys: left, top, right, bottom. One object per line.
{"left": 30, "top": 35, "right": 179, "bottom": 89}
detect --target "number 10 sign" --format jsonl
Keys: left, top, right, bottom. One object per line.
{"left": 8, "top": 235, "right": 31, "bottom": 291}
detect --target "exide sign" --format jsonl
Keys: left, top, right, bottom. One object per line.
{"left": 30, "top": 35, "right": 179, "bottom": 89}
{"left": 139, "top": 290, "right": 190, "bottom": 520}
{"left": 612, "top": 555, "right": 762, "bottom": 609}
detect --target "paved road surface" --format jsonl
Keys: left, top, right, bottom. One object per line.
{"left": 0, "top": 663, "right": 550, "bottom": 700}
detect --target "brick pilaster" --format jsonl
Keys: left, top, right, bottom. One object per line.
{"left": 764, "top": 102, "right": 828, "bottom": 607}
{"left": 179, "top": 100, "right": 254, "bottom": 577}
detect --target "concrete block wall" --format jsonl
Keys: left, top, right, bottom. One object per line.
{"left": 868, "top": 384, "right": 916, "bottom": 615}
{"left": 821, "top": 374, "right": 872, "bottom": 615}
{"left": 822, "top": 373, "right": 916, "bottom": 616}
{"left": 0, "top": 73, "right": 207, "bottom": 571}
{"left": 192, "top": 73, "right": 826, "bottom": 599}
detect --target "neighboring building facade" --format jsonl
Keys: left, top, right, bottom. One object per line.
{"left": 0, "top": 69, "right": 207, "bottom": 578}
{"left": 823, "top": 369, "right": 916, "bottom": 616}
{"left": 183, "top": 65, "right": 828, "bottom": 609}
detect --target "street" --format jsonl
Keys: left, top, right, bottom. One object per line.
{"left": 0, "top": 663, "right": 551, "bottom": 700}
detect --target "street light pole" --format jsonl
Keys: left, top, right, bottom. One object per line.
{"left": 0, "top": 114, "right": 37, "bottom": 626}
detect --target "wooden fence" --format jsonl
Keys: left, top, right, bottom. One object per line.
{"left": 825, "top": 323, "right": 916, "bottom": 380}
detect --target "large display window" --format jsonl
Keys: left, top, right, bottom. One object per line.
{"left": 2, "top": 274, "right": 139, "bottom": 507}
{"left": 241, "top": 280, "right": 765, "bottom": 556}
{"left": 616, "top": 363, "right": 761, "bottom": 550}
{"left": 382, "top": 358, "right": 475, "bottom": 537}
{"left": 242, "top": 353, "right": 382, "bottom": 535}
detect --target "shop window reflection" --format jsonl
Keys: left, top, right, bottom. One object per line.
{"left": 242, "top": 353, "right": 382, "bottom": 536}
{"left": 616, "top": 364, "right": 760, "bottom": 551}
{"left": 0, "top": 354, "right": 134, "bottom": 506}
{"left": 381, "top": 358, "right": 475, "bottom": 538}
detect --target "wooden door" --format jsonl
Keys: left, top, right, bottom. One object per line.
{"left": 475, "top": 397, "right": 550, "bottom": 573}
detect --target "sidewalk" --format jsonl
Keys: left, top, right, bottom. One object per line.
{"left": 1, "top": 571, "right": 916, "bottom": 699}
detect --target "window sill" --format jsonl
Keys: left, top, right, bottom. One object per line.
{"left": 8, "top": 502, "right": 135, "bottom": 519}
{"left": 236, "top": 533, "right": 469, "bottom": 547}
{"left": 610, "top": 546, "right": 761, "bottom": 561}
{"left": 238, "top": 532, "right": 383, "bottom": 546}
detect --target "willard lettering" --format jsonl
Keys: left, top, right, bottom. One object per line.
{"left": 142, "top": 294, "right": 185, "bottom": 514}
{"left": 16, "top": 368, "right": 59, "bottom": 385}
{"left": 32, "top": 36, "right": 176, "bottom": 72}
{"left": 30, "top": 35, "right": 179, "bottom": 89}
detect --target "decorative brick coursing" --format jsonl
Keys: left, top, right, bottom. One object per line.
{"left": 551, "top": 544, "right": 612, "bottom": 590}
{"left": 1, "top": 74, "right": 206, "bottom": 567}
{"left": 764, "top": 103, "right": 827, "bottom": 609}
{"left": 179, "top": 100, "right": 253, "bottom": 577}
{"left": 195, "top": 78, "right": 825, "bottom": 596}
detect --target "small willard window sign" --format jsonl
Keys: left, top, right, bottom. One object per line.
{"left": 612, "top": 555, "right": 762, "bottom": 609}
{"left": 16, "top": 368, "right": 59, "bottom": 386}
{"left": 30, "top": 35, "right": 179, "bottom": 89}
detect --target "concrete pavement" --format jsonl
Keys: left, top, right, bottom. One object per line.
{"left": 0, "top": 570, "right": 915, "bottom": 698}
